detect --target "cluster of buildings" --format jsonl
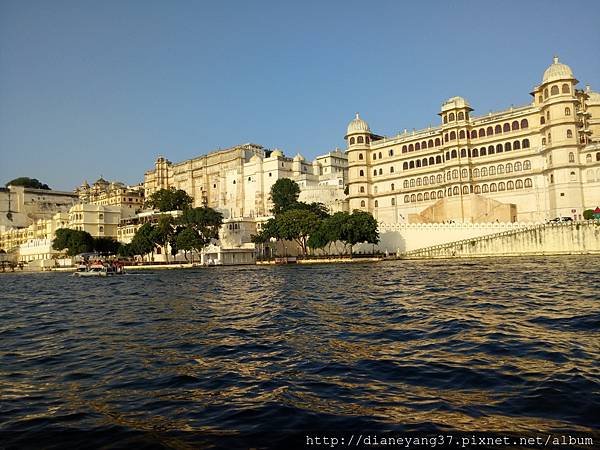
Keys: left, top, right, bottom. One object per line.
{"left": 1, "top": 57, "right": 599, "bottom": 265}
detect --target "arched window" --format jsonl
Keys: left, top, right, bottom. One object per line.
{"left": 437, "top": 174, "right": 443, "bottom": 183}
{"left": 389, "top": 149, "right": 394, "bottom": 156}
{"left": 550, "top": 174, "right": 554, "bottom": 183}
{"left": 391, "top": 183, "right": 395, "bottom": 191}
{"left": 409, "top": 161, "right": 415, "bottom": 169}
{"left": 435, "top": 138, "right": 441, "bottom": 146}
{"left": 409, "top": 144, "right": 414, "bottom": 152}
{"left": 551, "top": 85, "right": 559, "bottom": 95}
{"left": 503, "top": 123, "right": 510, "bottom": 132}
{"left": 360, "top": 186, "right": 365, "bottom": 193}
{"left": 390, "top": 166, "right": 395, "bottom": 174}
{"left": 488, "top": 145, "right": 495, "bottom": 155}
{"left": 449, "top": 112, "right": 455, "bottom": 121}
{"left": 565, "top": 107, "right": 571, "bottom": 116}
{"left": 373, "top": 153, "right": 377, "bottom": 161}
{"left": 374, "top": 200, "right": 378, "bottom": 207}
{"left": 430, "top": 175, "right": 435, "bottom": 184}
{"left": 391, "top": 198, "right": 395, "bottom": 206}
{"left": 495, "top": 125, "right": 502, "bottom": 134}
{"left": 359, "top": 170, "right": 364, "bottom": 176}
{"left": 450, "top": 131, "right": 456, "bottom": 140}
{"left": 379, "top": 152, "right": 382, "bottom": 159}
{"left": 481, "top": 167, "right": 488, "bottom": 176}
{"left": 474, "top": 185, "right": 481, "bottom": 194}
{"left": 540, "top": 116, "right": 545, "bottom": 125}
{"left": 379, "top": 168, "right": 383, "bottom": 175}
{"left": 453, "top": 186, "right": 459, "bottom": 195}
{"left": 520, "top": 119, "right": 528, "bottom": 129}
{"left": 424, "top": 192, "right": 429, "bottom": 200}
{"left": 373, "top": 170, "right": 377, "bottom": 176}
{"left": 570, "top": 171, "right": 576, "bottom": 181}
{"left": 544, "top": 88, "right": 549, "bottom": 99}
{"left": 586, "top": 154, "right": 592, "bottom": 163}
{"left": 472, "top": 148, "right": 479, "bottom": 157}
{"left": 357, "top": 136, "right": 364, "bottom": 143}
{"left": 404, "top": 195, "right": 410, "bottom": 203}
{"left": 443, "top": 115, "right": 448, "bottom": 124}
{"left": 415, "top": 143, "right": 421, "bottom": 150}
{"left": 428, "top": 139, "right": 434, "bottom": 147}
{"left": 422, "top": 158, "right": 428, "bottom": 167}
{"left": 403, "top": 162, "right": 408, "bottom": 170}
{"left": 482, "top": 184, "right": 489, "bottom": 193}
{"left": 402, "top": 145, "right": 407, "bottom": 153}
{"left": 507, "top": 181, "right": 515, "bottom": 190}
{"left": 451, "top": 149, "right": 457, "bottom": 159}
{"left": 359, "top": 153, "right": 364, "bottom": 160}
{"left": 480, "top": 147, "right": 487, "bottom": 156}
{"left": 569, "top": 152, "right": 575, "bottom": 163}
{"left": 490, "top": 183, "right": 497, "bottom": 192}
{"left": 471, "top": 130, "right": 477, "bottom": 139}
{"left": 473, "top": 168, "right": 480, "bottom": 177}
{"left": 436, "top": 155, "right": 442, "bottom": 164}
{"left": 459, "top": 130, "right": 465, "bottom": 139}
{"left": 410, "top": 179, "right": 415, "bottom": 187}
{"left": 514, "top": 162, "right": 522, "bottom": 171}
{"left": 496, "top": 144, "right": 503, "bottom": 153}
{"left": 513, "top": 140, "right": 521, "bottom": 150}
{"left": 460, "top": 148, "right": 467, "bottom": 158}
{"left": 452, "top": 169, "right": 458, "bottom": 179}
{"left": 366, "top": 136, "right": 370, "bottom": 143}
{"left": 431, "top": 191, "right": 437, "bottom": 199}
{"left": 479, "top": 129, "right": 485, "bottom": 138}
{"left": 489, "top": 166, "right": 496, "bottom": 175}
{"left": 522, "top": 139, "right": 530, "bottom": 148}
{"left": 437, "top": 189, "right": 444, "bottom": 198}
{"left": 523, "top": 160, "right": 531, "bottom": 170}
{"left": 462, "top": 168, "right": 468, "bottom": 178}
{"left": 403, "top": 180, "right": 409, "bottom": 188}
{"left": 416, "top": 160, "right": 421, "bottom": 168}
{"left": 417, "top": 193, "right": 423, "bottom": 201}
{"left": 422, "top": 141, "right": 427, "bottom": 149}
{"left": 411, "top": 194, "right": 416, "bottom": 202}
{"left": 350, "top": 137, "right": 355, "bottom": 145}
{"left": 512, "top": 121, "right": 519, "bottom": 130}
{"left": 497, "top": 165, "right": 504, "bottom": 174}
{"left": 445, "top": 151, "right": 450, "bottom": 160}
{"left": 458, "top": 112, "right": 465, "bottom": 120}
{"left": 360, "top": 200, "right": 366, "bottom": 207}
{"left": 498, "top": 182, "right": 505, "bottom": 191}
{"left": 429, "top": 157, "right": 435, "bottom": 165}
{"left": 597, "top": 152, "right": 600, "bottom": 161}
{"left": 462, "top": 186, "right": 469, "bottom": 194}
{"left": 490, "top": 126, "right": 497, "bottom": 135}
{"left": 562, "top": 83, "right": 570, "bottom": 94}
{"left": 567, "top": 129, "right": 573, "bottom": 139}
{"left": 505, "top": 142, "right": 512, "bottom": 152}
{"left": 524, "top": 178, "right": 532, "bottom": 188}
{"left": 547, "top": 110, "right": 550, "bottom": 120}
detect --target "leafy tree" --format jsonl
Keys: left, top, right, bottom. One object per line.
{"left": 6, "top": 177, "right": 50, "bottom": 190}
{"left": 117, "top": 243, "right": 136, "bottom": 258}
{"left": 275, "top": 209, "right": 320, "bottom": 255}
{"left": 583, "top": 209, "right": 595, "bottom": 220}
{"left": 52, "top": 228, "right": 94, "bottom": 256}
{"left": 292, "top": 201, "right": 330, "bottom": 220}
{"left": 92, "top": 237, "right": 120, "bottom": 255}
{"left": 341, "top": 210, "right": 379, "bottom": 257}
{"left": 130, "top": 223, "right": 156, "bottom": 258}
{"left": 175, "top": 226, "right": 203, "bottom": 262}
{"left": 270, "top": 178, "right": 300, "bottom": 215}
{"left": 145, "top": 187, "right": 193, "bottom": 212}
{"left": 180, "top": 207, "right": 224, "bottom": 246}
{"left": 151, "top": 215, "right": 176, "bottom": 262}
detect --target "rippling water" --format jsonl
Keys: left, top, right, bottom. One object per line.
{"left": 1, "top": 257, "right": 599, "bottom": 449}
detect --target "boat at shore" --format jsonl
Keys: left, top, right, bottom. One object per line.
{"left": 73, "top": 262, "right": 124, "bottom": 277}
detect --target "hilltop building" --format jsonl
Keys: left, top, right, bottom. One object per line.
{"left": 75, "top": 177, "right": 144, "bottom": 217}
{"left": 345, "top": 57, "right": 600, "bottom": 223}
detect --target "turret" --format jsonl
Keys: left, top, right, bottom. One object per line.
{"left": 345, "top": 113, "right": 372, "bottom": 211}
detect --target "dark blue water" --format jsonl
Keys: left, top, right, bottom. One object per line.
{"left": 1, "top": 257, "right": 599, "bottom": 449}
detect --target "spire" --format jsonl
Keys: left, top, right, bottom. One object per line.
{"left": 553, "top": 55, "right": 559, "bottom": 64}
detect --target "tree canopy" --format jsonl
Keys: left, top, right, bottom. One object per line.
{"left": 145, "top": 187, "right": 193, "bottom": 212}
{"left": 52, "top": 229, "right": 94, "bottom": 256}
{"left": 6, "top": 177, "right": 50, "bottom": 190}
{"left": 270, "top": 178, "right": 300, "bottom": 215}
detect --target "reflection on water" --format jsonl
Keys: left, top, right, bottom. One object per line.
{"left": 1, "top": 257, "right": 599, "bottom": 449}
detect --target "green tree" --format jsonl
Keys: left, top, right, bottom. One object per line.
{"left": 52, "top": 228, "right": 94, "bottom": 256}
{"left": 151, "top": 215, "right": 176, "bottom": 262}
{"left": 341, "top": 210, "right": 380, "bottom": 257}
{"left": 180, "top": 207, "right": 223, "bottom": 246}
{"left": 270, "top": 178, "right": 300, "bottom": 215}
{"left": 6, "top": 177, "right": 50, "bottom": 189}
{"left": 145, "top": 187, "right": 193, "bottom": 212}
{"left": 175, "top": 226, "right": 203, "bottom": 262}
{"left": 292, "top": 201, "right": 330, "bottom": 219}
{"left": 92, "top": 237, "right": 120, "bottom": 255}
{"left": 117, "top": 243, "right": 135, "bottom": 258}
{"left": 583, "top": 209, "right": 594, "bottom": 220}
{"left": 130, "top": 223, "right": 156, "bottom": 259}
{"left": 275, "top": 209, "right": 320, "bottom": 255}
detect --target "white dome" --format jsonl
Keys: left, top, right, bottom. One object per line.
{"left": 270, "top": 149, "right": 284, "bottom": 158}
{"left": 346, "top": 113, "right": 370, "bottom": 135}
{"left": 585, "top": 86, "right": 600, "bottom": 105}
{"left": 542, "top": 56, "right": 574, "bottom": 84}
{"left": 441, "top": 96, "right": 471, "bottom": 112}
{"left": 293, "top": 153, "right": 305, "bottom": 162}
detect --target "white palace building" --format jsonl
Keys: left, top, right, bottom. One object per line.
{"left": 345, "top": 57, "right": 600, "bottom": 224}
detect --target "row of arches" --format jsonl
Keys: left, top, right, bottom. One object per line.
{"left": 585, "top": 152, "right": 600, "bottom": 163}
{"left": 471, "top": 139, "right": 530, "bottom": 157}
{"left": 402, "top": 139, "right": 442, "bottom": 153}
{"left": 349, "top": 135, "right": 371, "bottom": 145}
{"left": 586, "top": 169, "right": 600, "bottom": 182}
{"left": 443, "top": 111, "right": 469, "bottom": 123}
{"left": 543, "top": 83, "right": 571, "bottom": 99}
{"left": 470, "top": 119, "right": 529, "bottom": 139}
{"left": 473, "top": 161, "right": 531, "bottom": 177}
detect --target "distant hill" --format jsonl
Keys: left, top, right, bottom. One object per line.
{"left": 5, "top": 177, "right": 51, "bottom": 190}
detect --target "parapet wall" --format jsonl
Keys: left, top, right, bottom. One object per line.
{"left": 403, "top": 221, "right": 600, "bottom": 259}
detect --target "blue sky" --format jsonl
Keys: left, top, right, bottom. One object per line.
{"left": 1, "top": 0, "right": 599, "bottom": 191}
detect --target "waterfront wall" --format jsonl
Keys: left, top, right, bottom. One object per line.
{"left": 402, "top": 221, "right": 600, "bottom": 259}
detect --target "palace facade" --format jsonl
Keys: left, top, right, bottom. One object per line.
{"left": 345, "top": 57, "right": 600, "bottom": 223}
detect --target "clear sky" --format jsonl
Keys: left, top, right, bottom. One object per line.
{"left": 1, "top": 0, "right": 599, "bottom": 191}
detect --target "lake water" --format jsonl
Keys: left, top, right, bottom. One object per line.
{"left": 1, "top": 257, "right": 599, "bottom": 449}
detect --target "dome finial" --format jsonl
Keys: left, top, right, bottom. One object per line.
{"left": 355, "top": 112, "right": 360, "bottom": 119}
{"left": 553, "top": 55, "right": 559, "bottom": 64}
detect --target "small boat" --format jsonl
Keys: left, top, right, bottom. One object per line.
{"left": 73, "top": 262, "right": 124, "bottom": 277}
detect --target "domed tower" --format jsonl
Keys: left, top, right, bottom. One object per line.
{"left": 584, "top": 86, "right": 600, "bottom": 142}
{"left": 536, "top": 56, "right": 583, "bottom": 219}
{"left": 345, "top": 113, "right": 372, "bottom": 211}
{"left": 439, "top": 97, "right": 474, "bottom": 198}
